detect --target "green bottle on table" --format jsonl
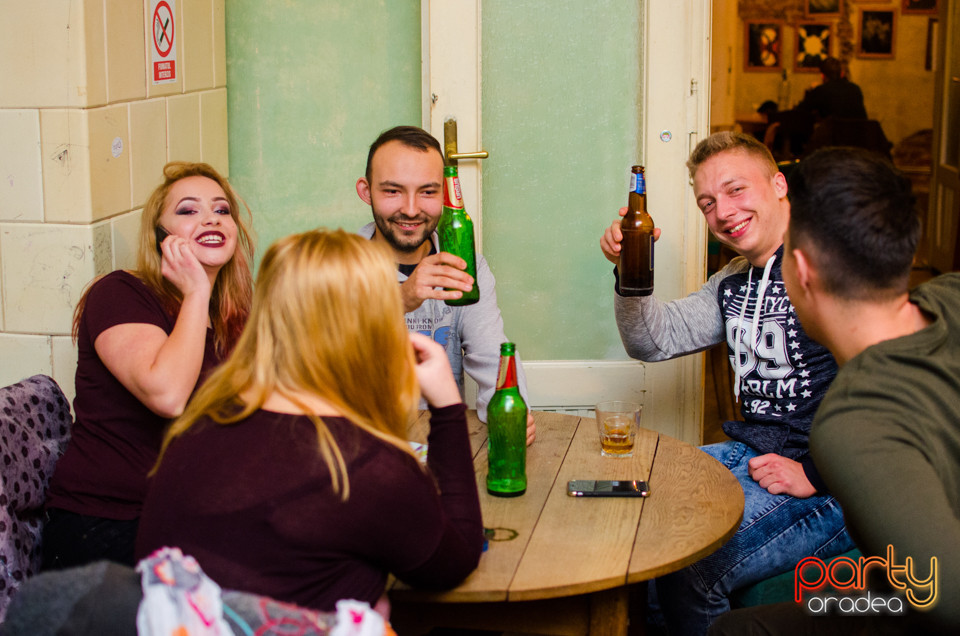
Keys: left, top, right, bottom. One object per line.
{"left": 486, "top": 342, "right": 527, "bottom": 497}
{"left": 437, "top": 164, "right": 479, "bottom": 306}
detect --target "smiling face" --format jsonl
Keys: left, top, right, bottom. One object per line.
{"left": 158, "top": 175, "right": 238, "bottom": 276}
{"left": 357, "top": 140, "right": 445, "bottom": 265}
{"left": 693, "top": 149, "right": 789, "bottom": 266}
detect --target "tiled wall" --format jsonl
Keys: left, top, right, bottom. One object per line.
{"left": 0, "top": 0, "right": 228, "bottom": 403}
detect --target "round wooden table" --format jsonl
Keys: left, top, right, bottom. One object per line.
{"left": 390, "top": 410, "right": 744, "bottom": 636}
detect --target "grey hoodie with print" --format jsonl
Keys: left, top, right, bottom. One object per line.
{"left": 359, "top": 222, "right": 528, "bottom": 421}
{"left": 614, "top": 246, "right": 837, "bottom": 488}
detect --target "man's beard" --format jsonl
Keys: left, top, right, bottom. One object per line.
{"left": 372, "top": 210, "right": 438, "bottom": 254}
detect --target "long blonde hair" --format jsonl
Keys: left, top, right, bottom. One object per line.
{"left": 157, "top": 229, "right": 421, "bottom": 499}
{"left": 72, "top": 162, "right": 254, "bottom": 355}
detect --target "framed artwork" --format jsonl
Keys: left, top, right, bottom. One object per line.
{"left": 806, "top": 0, "right": 840, "bottom": 18}
{"left": 857, "top": 10, "right": 896, "bottom": 59}
{"left": 903, "top": 0, "right": 938, "bottom": 15}
{"left": 794, "top": 22, "right": 833, "bottom": 72}
{"left": 745, "top": 21, "right": 783, "bottom": 71}
{"left": 925, "top": 18, "right": 938, "bottom": 70}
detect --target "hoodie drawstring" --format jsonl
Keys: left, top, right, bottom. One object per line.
{"left": 733, "top": 254, "right": 777, "bottom": 402}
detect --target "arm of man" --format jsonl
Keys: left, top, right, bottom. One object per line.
{"left": 812, "top": 416, "right": 960, "bottom": 629}
{"left": 614, "top": 257, "right": 746, "bottom": 362}
{"left": 601, "top": 215, "right": 743, "bottom": 361}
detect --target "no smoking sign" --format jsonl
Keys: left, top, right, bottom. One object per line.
{"left": 151, "top": 0, "right": 177, "bottom": 84}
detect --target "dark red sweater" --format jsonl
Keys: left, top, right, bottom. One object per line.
{"left": 135, "top": 403, "right": 483, "bottom": 611}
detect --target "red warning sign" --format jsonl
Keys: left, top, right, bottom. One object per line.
{"left": 151, "top": 0, "right": 177, "bottom": 84}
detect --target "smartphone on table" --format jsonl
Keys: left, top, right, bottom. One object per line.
{"left": 567, "top": 480, "right": 649, "bottom": 497}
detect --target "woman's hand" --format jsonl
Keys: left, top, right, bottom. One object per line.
{"left": 158, "top": 234, "right": 212, "bottom": 298}
{"left": 410, "top": 332, "right": 463, "bottom": 409}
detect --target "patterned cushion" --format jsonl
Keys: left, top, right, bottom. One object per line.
{"left": 0, "top": 375, "right": 71, "bottom": 622}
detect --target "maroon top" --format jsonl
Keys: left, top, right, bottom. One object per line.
{"left": 135, "top": 403, "right": 484, "bottom": 611}
{"left": 46, "top": 270, "right": 221, "bottom": 520}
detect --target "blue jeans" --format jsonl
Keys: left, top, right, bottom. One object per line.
{"left": 652, "top": 441, "right": 854, "bottom": 635}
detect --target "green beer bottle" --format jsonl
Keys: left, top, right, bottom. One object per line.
{"left": 437, "top": 164, "right": 479, "bottom": 306}
{"left": 486, "top": 342, "right": 527, "bottom": 497}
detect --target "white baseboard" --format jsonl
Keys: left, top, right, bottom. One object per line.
{"left": 465, "top": 360, "right": 646, "bottom": 413}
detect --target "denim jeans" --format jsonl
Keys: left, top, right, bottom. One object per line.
{"left": 652, "top": 441, "right": 854, "bottom": 636}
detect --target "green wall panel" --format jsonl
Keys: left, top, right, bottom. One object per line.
{"left": 226, "top": 0, "right": 422, "bottom": 262}
{"left": 226, "top": 1, "right": 643, "bottom": 362}
{"left": 481, "top": 1, "right": 643, "bottom": 360}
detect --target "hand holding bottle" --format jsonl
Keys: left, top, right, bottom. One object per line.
{"left": 400, "top": 253, "right": 475, "bottom": 313}
{"left": 600, "top": 210, "right": 661, "bottom": 265}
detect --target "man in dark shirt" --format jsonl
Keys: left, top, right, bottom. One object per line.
{"left": 796, "top": 57, "right": 867, "bottom": 121}
{"left": 710, "top": 147, "right": 960, "bottom": 634}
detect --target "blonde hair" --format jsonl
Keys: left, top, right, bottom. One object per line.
{"left": 72, "top": 162, "right": 254, "bottom": 356}
{"left": 686, "top": 131, "right": 778, "bottom": 180}
{"left": 157, "top": 229, "right": 421, "bottom": 499}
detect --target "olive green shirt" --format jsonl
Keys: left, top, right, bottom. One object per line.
{"left": 811, "top": 274, "right": 960, "bottom": 630}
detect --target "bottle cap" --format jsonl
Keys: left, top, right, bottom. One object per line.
{"left": 499, "top": 342, "right": 516, "bottom": 355}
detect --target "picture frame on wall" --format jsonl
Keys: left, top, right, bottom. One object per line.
{"left": 806, "top": 0, "right": 840, "bottom": 18}
{"left": 745, "top": 21, "right": 783, "bottom": 71}
{"left": 925, "top": 18, "right": 938, "bottom": 70}
{"left": 903, "top": 0, "right": 938, "bottom": 15}
{"left": 794, "top": 22, "right": 832, "bottom": 72}
{"left": 857, "top": 10, "right": 896, "bottom": 59}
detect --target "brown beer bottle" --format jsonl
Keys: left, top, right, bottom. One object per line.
{"left": 618, "top": 165, "right": 654, "bottom": 296}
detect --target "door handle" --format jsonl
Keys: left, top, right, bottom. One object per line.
{"left": 444, "top": 118, "right": 488, "bottom": 165}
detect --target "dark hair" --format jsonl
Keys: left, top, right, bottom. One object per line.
{"left": 365, "top": 126, "right": 444, "bottom": 181}
{"left": 757, "top": 100, "right": 778, "bottom": 116}
{"left": 819, "top": 57, "right": 843, "bottom": 82}
{"left": 788, "top": 147, "right": 918, "bottom": 300}
{"left": 686, "top": 131, "right": 777, "bottom": 179}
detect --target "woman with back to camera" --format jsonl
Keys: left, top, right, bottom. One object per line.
{"left": 42, "top": 162, "right": 254, "bottom": 570}
{"left": 135, "top": 229, "right": 484, "bottom": 616}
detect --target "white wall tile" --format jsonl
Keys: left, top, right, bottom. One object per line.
{"left": 112, "top": 208, "right": 143, "bottom": 270}
{"left": 182, "top": 0, "right": 215, "bottom": 92}
{"left": 0, "top": 232, "right": 4, "bottom": 330}
{"left": 51, "top": 335, "right": 78, "bottom": 410}
{"left": 213, "top": 0, "right": 226, "bottom": 88}
{"left": 41, "top": 105, "right": 132, "bottom": 224}
{"left": 0, "top": 110, "right": 44, "bottom": 222}
{"left": 0, "top": 0, "right": 107, "bottom": 108}
{"left": 167, "top": 93, "right": 202, "bottom": 163}
{"left": 106, "top": 0, "right": 147, "bottom": 103}
{"left": 40, "top": 109, "right": 93, "bottom": 223}
{"left": 200, "top": 89, "right": 229, "bottom": 175}
{"left": 1, "top": 222, "right": 112, "bottom": 335}
{"left": 88, "top": 104, "right": 132, "bottom": 221}
{"left": 129, "top": 99, "right": 168, "bottom": 207}
{"left": 0, "top": 334, "right": 52, "bottom": 389}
